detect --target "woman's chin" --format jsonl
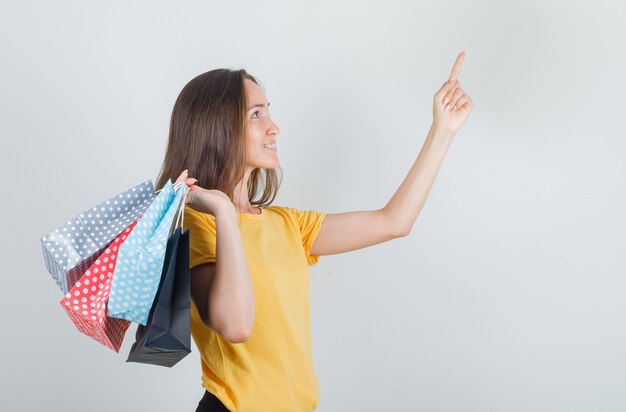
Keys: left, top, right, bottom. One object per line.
{"left": 263, "top": 159, "right": 280, "bottom": 169}
{"left": 251, "top": 162, "right": 279, "bottom": 170}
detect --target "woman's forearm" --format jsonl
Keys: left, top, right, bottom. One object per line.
{"left": 383, "top": 123, "right": 455, "bottom": 234}
{"left": 209, "top": 205, "right": 255, "bottom": 341}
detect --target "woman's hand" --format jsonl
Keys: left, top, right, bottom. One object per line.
{"left": 432, "top": 51, "right": 473, "bottom": 136}
{"left": 174, "top": 170, "right": 235, "bottom": 216}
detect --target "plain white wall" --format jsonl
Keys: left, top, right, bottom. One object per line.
{"left": 2, "top": 0, "right": 625, "bottom": 410}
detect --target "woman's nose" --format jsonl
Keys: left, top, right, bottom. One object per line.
{"left": 269, "top": 119, "right": 280, "bottom": 136}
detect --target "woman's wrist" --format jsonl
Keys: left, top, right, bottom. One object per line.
{"left": 213, "top": 200, "right": 237, "bottom": 220}
{"left": 430, "top": 122, "right": 456, "bottom": 141}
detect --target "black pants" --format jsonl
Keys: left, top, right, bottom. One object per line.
{"left": 195, "top": 390, "right": 230, "bottom": 412}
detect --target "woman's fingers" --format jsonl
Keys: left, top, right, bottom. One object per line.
{"left": 434, "top": 52, "right": 466, "bottom": 109}
{"left": 436, "top": 79, "right": 459, "bottom": 103}
{"left": 174, "top": 169, "right": 198, "bottom": 187}
{"left": 448, "top": 51, "right": 465, "bottom": 82}
{"left": 439, "top": 80, "right": 463, "bottom": 110}
{"left": 454, "top": 95, "right": 473, "bottom": 111}
{"left": 446, "top": 87, "right": 465, "bottom": 111}
{"left": 175, "top": 169, "right": 189, "bottom": 184}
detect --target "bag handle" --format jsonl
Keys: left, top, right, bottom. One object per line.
{"left": 172, "top": 181, "right": 190, "bottom": 232}
{"left": 152, "top": 179, "right": 189, "bottom": 235}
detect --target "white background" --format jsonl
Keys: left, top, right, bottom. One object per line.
{"left": 2, "top": 0, "right": 625, "bottom": 411}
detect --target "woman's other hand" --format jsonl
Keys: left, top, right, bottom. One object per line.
{"left": 432, "top": 51, "right": 473, "bottom": 136}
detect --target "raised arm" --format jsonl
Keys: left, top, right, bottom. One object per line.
{"left": 310, "top": 51, "right": 473, "bottom": 257}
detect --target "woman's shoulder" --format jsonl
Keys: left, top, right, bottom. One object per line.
{"left": 266, "top": 205, "right": 324, "bottom": 223}
{"left": 266, "top": 205, "right": 308, "bottom": 214}
{"left": 265, "top": 205, "right": 299, "bottom": 220}
{"left": 266, "top": 205, "right": 288, "bottom": 212}
{"left": 265, "top": 204, "right": 289, "bottom": 215}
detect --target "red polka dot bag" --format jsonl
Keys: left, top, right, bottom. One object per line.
{"left": 59, "top": 219, "right": 140, "bottom": 352}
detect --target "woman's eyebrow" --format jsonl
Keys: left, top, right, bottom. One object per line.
{"left": 247, "top": 102, "right": 270, "bottom": 110}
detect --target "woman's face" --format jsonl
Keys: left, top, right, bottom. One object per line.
{"left": 244, "top": 78, "right": 280, "bottom": 171}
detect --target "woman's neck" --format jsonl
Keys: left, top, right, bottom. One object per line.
{"left": 232, "top": 168, "right": 258, "bottom": 213}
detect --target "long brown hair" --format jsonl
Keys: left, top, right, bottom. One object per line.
{"left": 155, "top": 68, "right": 282, "bottom": 209}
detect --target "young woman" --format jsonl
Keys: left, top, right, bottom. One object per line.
{"left": 155, "top": 51, "right": 472, "bottom": 411}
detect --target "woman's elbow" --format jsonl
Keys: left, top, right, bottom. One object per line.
{"left": 205, "top": 316, "right": 252, "bottom": 343}
{"left": 221, "top": 325, "right": 252, "bottom": 343}
{"left": 199, "top": 296, "right": 254, "bottom": 343}
{"left": 395, "top": 223, "right": 412, "bottom": 238}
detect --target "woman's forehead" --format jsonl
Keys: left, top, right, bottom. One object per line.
{"left": 245, "top": 79, "right": 267, "bottom": 101}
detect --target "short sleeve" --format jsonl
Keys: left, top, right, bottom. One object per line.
{"left": 287, "top": 207, "right": 328, "bottom": 266}
{"left": 182, "top": 205, "right": 217, "bottom": 269}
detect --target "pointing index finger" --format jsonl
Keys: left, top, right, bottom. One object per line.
{"left": 448, "top": 51, "right": 465, "bottom": 82}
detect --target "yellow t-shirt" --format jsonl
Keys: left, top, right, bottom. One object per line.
{"left": 182, "top": 204, "right": 328, "bottom": 412}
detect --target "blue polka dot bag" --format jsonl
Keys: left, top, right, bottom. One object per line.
{"left": 106, "top": 180, "right": 189, "bottom": 325}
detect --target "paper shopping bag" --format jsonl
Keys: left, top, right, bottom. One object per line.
{"left": 126, "top": 226, "right": 191, "bottom": 367}
{"left": 107, "top": 180, "right": 187, "bottom": 325}
{"left": 41, "top": 180, "right": 155, "bottom": 294}
{"left": 60, "top": 219, "right": 139, "bottom": 352}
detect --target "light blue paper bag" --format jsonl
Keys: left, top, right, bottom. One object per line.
{"left": 106, "top": 180, "right": 189, "bottom": 325}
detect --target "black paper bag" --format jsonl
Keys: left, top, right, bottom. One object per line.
{"left": 126, "top": 227, "right": 191, "bottom": 367}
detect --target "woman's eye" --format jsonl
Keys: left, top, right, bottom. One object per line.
{"left": 252, "top": 111, "right": 260, "bottom": 118}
